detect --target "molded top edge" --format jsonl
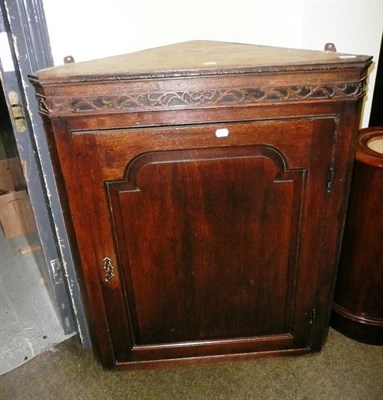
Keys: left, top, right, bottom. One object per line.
{"left": 30, "top": 40, "right": 372, "bottom": 85}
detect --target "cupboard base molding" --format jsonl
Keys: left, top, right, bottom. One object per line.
{"left": 114, "top": 348, "right": 311, "bottom": 371}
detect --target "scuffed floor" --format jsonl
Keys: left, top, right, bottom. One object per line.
{"left": 0, "top": 229, "right": 71, "bottom": 374}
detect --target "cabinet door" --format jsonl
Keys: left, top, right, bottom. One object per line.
{"left": 70, "top": 117, "right": 337, "bottom": 364}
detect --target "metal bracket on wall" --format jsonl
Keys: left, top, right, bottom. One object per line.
{"left": 324, "top": 43, "right": 337, "bottom": 52}
{"left": 64, "top": 55, "right": 75, "bottom": 64}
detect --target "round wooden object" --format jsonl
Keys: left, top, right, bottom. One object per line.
{"left": 331, "top": 127, "right": 383, "bottom": 345}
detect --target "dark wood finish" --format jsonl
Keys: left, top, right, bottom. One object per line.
{"left": 29, "top": 41, "right": 372, "bottom": 369}
{"left": 331, "top": 127, "right": 383, "bottom": 345}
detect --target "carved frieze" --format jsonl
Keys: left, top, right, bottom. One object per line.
{"left": 36, "top": 80, "right": 366, "bottom": 117}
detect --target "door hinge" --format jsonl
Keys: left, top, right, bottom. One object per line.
{"left": 326, "top": 165, "right": 334, "bottom": 194}
{"left": 307, "top": 308, "right": 317, "bottom": 325}
{"left": 50, "top": 258, "right": 64, "bottom": 284}
{"left": 8, "top": 91, "right": 26, "bottom": 133}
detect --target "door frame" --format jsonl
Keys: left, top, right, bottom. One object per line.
{"left": 0, "top": 0, "right": 90, "bottom": 345}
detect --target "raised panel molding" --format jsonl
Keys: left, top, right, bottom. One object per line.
{"left": 107, "top": 146, "right": 307, "bottom": 347}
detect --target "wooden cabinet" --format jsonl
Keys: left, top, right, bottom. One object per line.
{"left": 30, "top": 41, "right": 371, "bottom": 370}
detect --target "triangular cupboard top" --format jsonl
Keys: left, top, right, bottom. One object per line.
{"left": 32, "top": 40, "right": 372, "bottom": 84}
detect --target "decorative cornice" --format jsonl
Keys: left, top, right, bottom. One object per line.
{"left": 36, "top": 80, "right": 367, "bottom": 117}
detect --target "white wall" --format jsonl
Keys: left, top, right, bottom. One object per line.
{"left": 42, "top": 0, "right": 382, "bottom": 126}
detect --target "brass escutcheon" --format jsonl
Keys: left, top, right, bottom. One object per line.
{"left": 102, "top": 257, "right": 115, "bottom": 282}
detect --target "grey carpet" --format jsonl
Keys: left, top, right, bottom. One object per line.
{"left": 0, "top": 328, "right": 382, "bottom": 400}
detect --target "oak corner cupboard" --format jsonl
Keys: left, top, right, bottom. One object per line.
{"left": 29, "top": 41, "right": 372, "bottom": 370}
